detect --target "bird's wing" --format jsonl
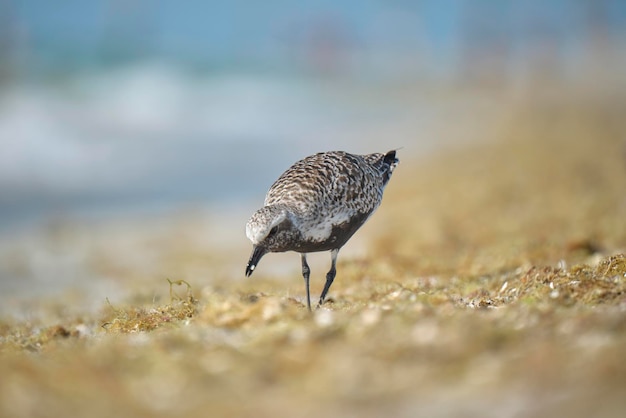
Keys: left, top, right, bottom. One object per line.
{"left": 265, "top": 152, "right": 382, "bottom": 216}
{"left": 264, "top": 152, "right": 336, "bottom": 210}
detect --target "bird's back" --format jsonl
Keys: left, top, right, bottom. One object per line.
{"left": 265, "top": 151, "right": 390, "bottom": 214}
{"left": 263, "top": 151, "right": 397, "bottom": 251}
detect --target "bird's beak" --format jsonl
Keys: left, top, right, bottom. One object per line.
{"left": 245, "top": 245, "right": 267, "bottom": 277}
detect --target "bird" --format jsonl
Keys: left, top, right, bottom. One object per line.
{"left": 245, "top": 150, "right": 399, "bottom": 311}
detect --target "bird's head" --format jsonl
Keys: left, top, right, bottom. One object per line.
{"left": 245, "top": 205, "right": 295, "bottom": 276}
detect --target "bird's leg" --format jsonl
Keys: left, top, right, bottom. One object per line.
{"left": 318, "top": 249, "right": 339, "bottom": 307}
{"left": 301, "top": 253, "right": 312, "bottom": 312}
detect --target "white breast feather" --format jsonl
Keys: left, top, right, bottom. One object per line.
{"left": 301, "top": 211, "right": 351, "bottom": 242}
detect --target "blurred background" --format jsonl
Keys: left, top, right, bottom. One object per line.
{"left": 0, "top": 0, "right": 625, "bottom": 308}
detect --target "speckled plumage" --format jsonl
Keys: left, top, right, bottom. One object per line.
{"left": 245, "top": 150, "right": 399, "bottom": 310}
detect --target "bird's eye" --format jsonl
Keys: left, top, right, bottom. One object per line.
{"left": 268, "top": 226, "right": 278, "bottom": 237}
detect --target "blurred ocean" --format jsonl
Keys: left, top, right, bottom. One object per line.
{"left": 0, "top": 66, "right": 442, "bottom": 233}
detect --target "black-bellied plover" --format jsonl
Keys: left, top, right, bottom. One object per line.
{"left": 245, "top": 150, "right": 399, "bottom": 311}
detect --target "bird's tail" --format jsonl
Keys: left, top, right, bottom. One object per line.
{"left": 381, "top": 150, "right": 399, "bottom": 185}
